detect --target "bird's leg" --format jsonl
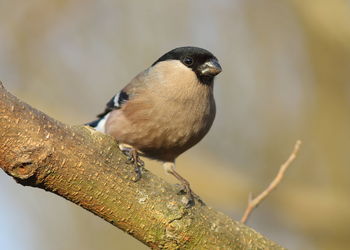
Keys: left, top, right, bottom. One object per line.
{"left": 119, "top": 144, "right": 144, "bottom": 182}
{"left": 163, "top": 162, "right": 204, "bottom": 207}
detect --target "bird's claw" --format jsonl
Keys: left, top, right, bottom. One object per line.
{"left": 133, "top": 160, "right": 144, "bottom": 182}
{"left": 122, "top": 148, "right": 144, "bottom": 182}
{"left": 177, "top": 185, "right": 205, "bottom": 208}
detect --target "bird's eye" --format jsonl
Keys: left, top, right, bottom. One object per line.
{"left": 183, "top": 56, "right": 193, "bottom": 66}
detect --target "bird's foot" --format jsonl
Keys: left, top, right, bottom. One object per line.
{"left": 163, "top": 162, "right": 205, "bottom": 208}
{"left": 121, "top": 146, "right": 144, "bottom": 182}
{"left": 177, "top": 184, "right": 205, "bottom": 208}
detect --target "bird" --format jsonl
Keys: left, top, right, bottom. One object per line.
{"left": 87, "top": 46, "right": 222, "bottom": 206}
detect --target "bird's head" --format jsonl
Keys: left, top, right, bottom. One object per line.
{"left": 152, "top": 46, "right": 222, "bottom": 85}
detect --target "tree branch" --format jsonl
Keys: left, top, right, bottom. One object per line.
{"left": 241, "top": 140, "right": 302, "bottom": 224}
{"left": 0, "top": 82, "right": 283, "bottom": 249}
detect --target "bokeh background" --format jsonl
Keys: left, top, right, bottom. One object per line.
{"left": 1, "top": 1, "right": 350, "bottom": 249}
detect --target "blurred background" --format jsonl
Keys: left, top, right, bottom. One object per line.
{"left": 1, "top": 0, "right": 349, "bottom": 249}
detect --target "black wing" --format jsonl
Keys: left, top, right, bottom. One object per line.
{"left": 96, "top": 91, "right": 129, "bottom": 118}
{"left": 86, "top": 91, "right": 129, "bottom": 128}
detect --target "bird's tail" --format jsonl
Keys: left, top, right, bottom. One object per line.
{"left": 85, "top": 114, "right": 109, "bottom": 133}
{"left": 85, "top": 119, "right": 100, "bottom": 128}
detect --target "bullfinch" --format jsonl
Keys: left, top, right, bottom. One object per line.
{"left": 87, "top": 46, "right": 222, "bottom": 206}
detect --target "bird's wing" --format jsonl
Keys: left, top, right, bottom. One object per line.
{"left": 96, "top": 90, "right": 129, "bottom": 118}
{"left": 95, "top": 69, "right": 150, "bottom": 119}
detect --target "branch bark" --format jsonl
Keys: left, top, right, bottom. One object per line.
{"left": 0, "top": 82, "right": 283, "bottom": 249}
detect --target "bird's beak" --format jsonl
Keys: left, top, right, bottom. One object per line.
{"left": 199, "top": 59, "right": 222, "bottom": 76}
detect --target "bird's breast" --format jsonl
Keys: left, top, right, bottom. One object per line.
{"left": 142, "top": 92, "right": 215, "bottom": 161}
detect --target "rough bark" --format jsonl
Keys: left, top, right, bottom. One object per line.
{"left": 0, "top": 82, "right": 283, "bottom": 249}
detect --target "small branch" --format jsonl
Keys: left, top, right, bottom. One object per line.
{"left": 241, "top": 140, "right": 302, "bottom": 224}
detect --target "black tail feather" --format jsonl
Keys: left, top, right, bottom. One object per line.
{"left": 85, "top": 119, "right": 101, "bottom": 128}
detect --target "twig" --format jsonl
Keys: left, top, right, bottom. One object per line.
{"left": 240, "top": 140, "right": 302, "bottom": 224}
